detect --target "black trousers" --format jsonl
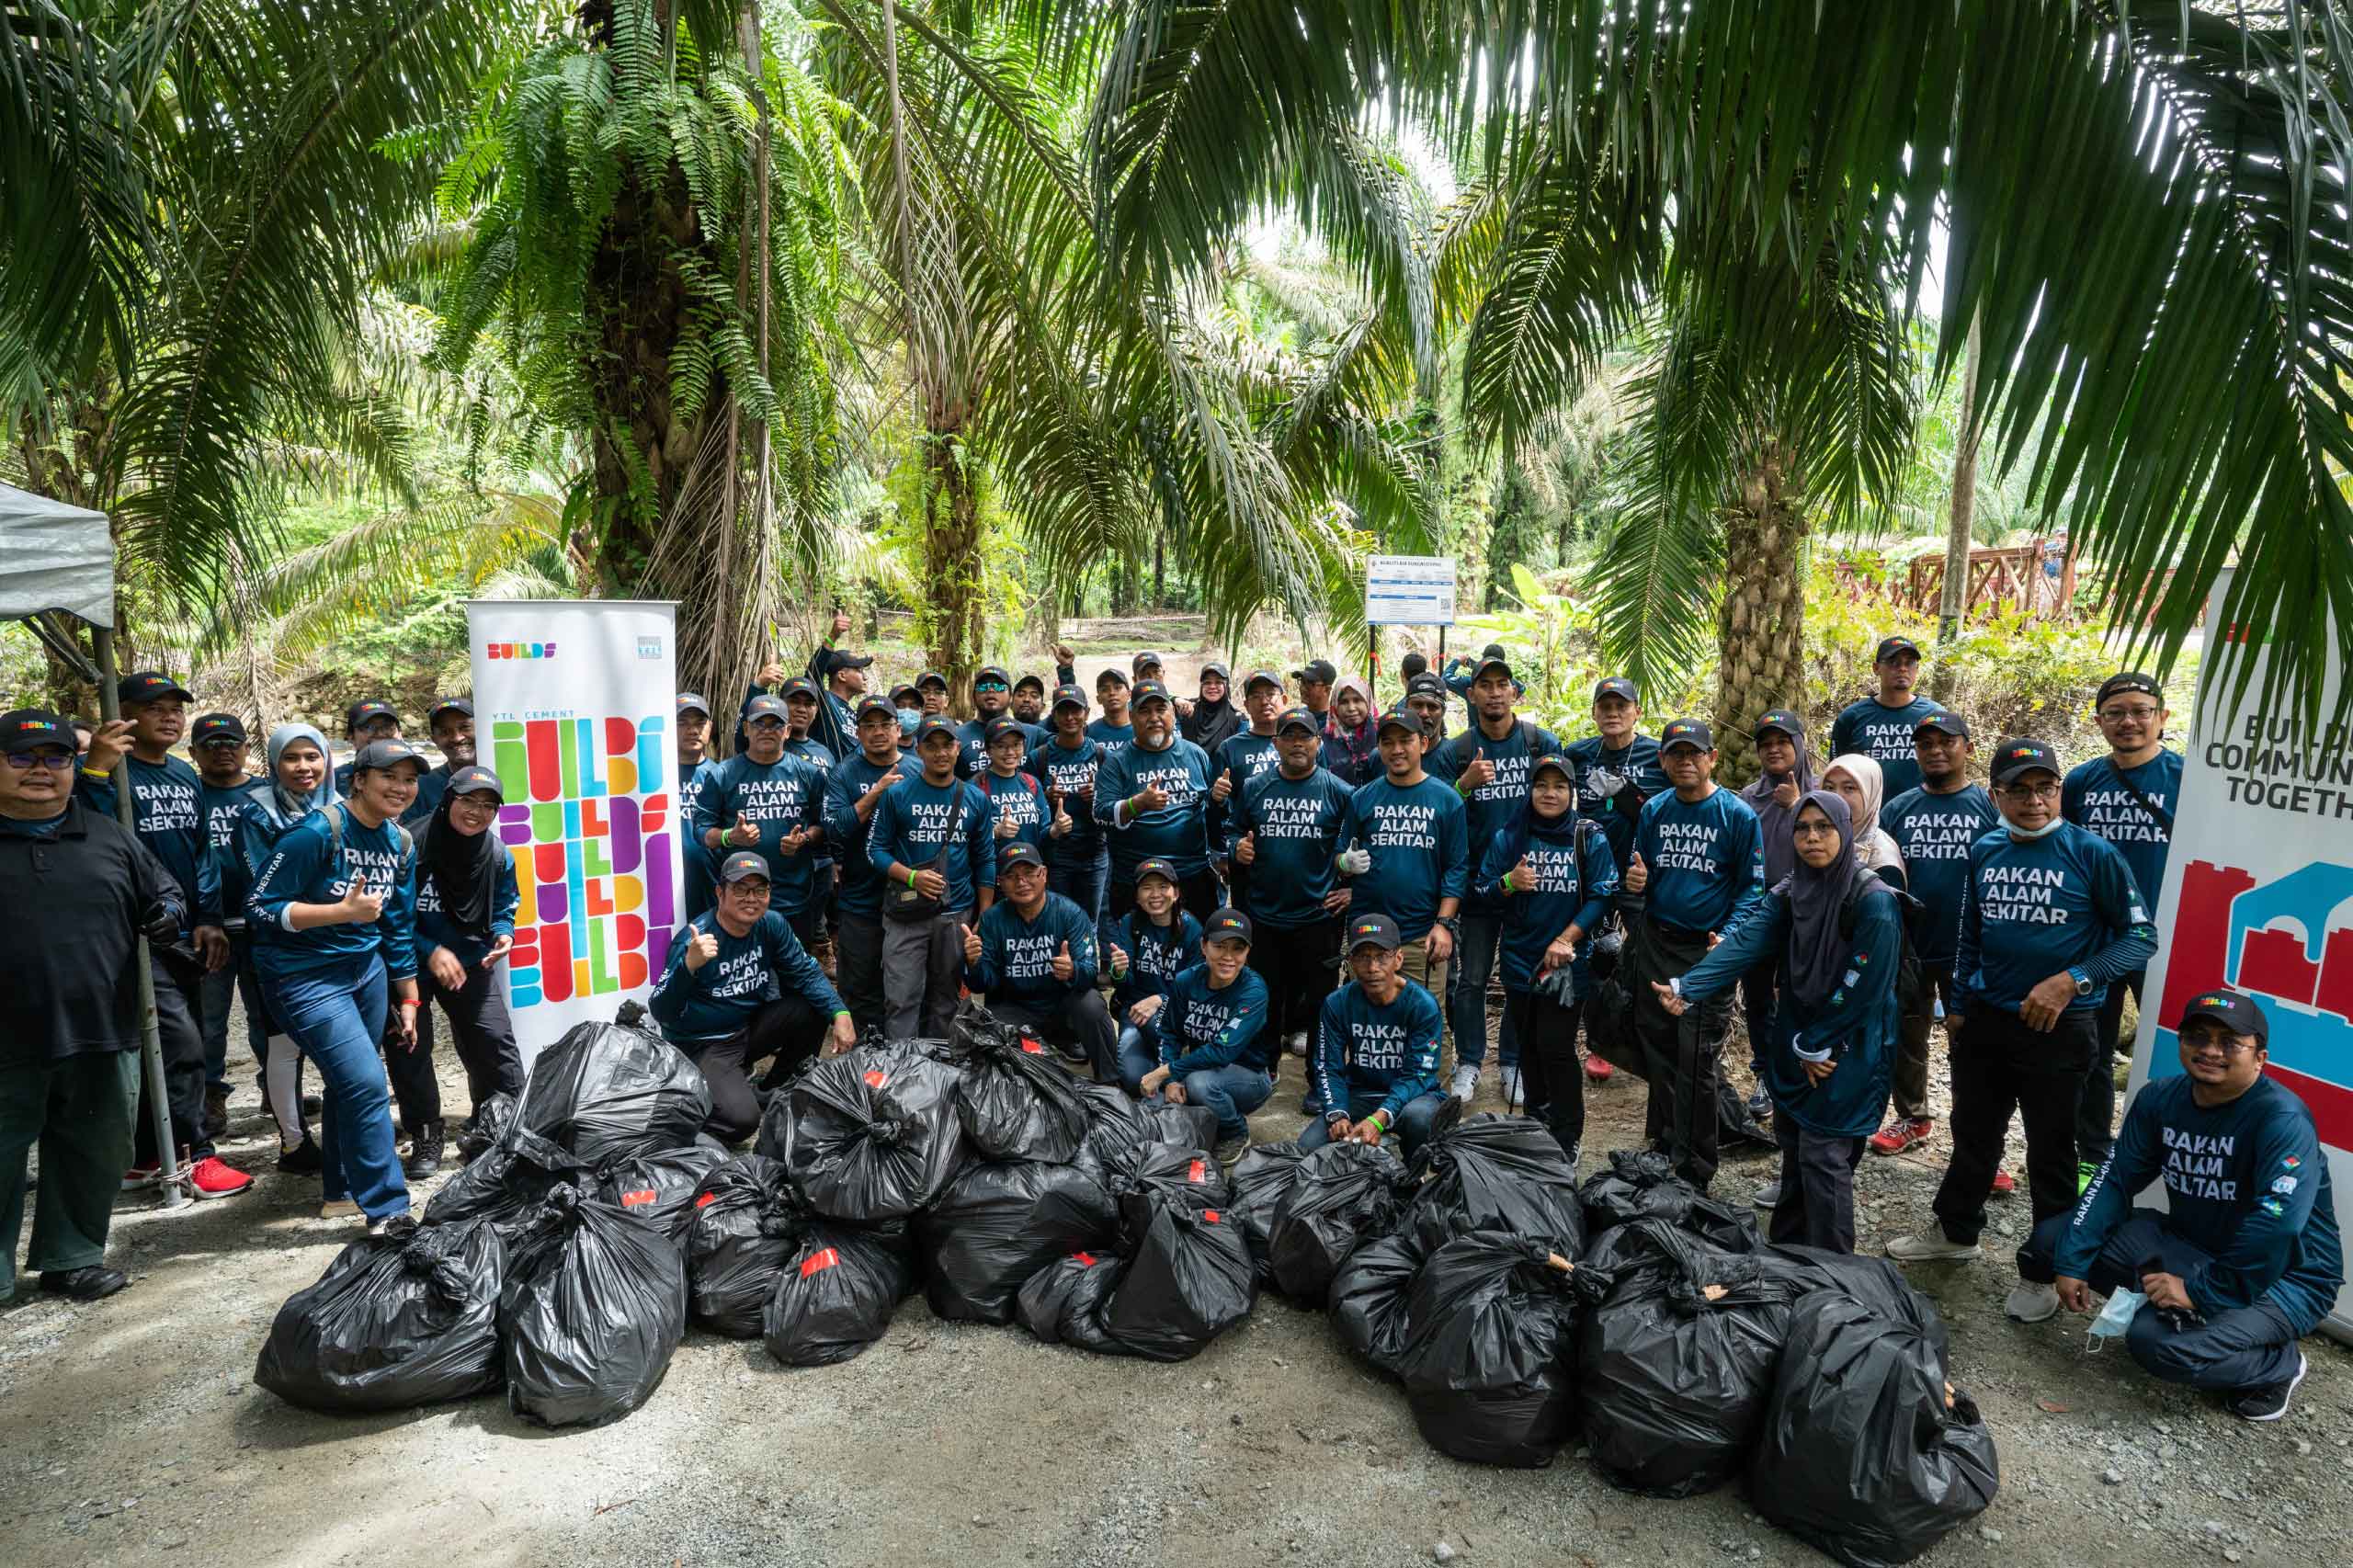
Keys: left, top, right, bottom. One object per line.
{"left": 134, "top": 952, "right": 212, "bottom": 1163}
{"left": 688, "top": 995, "right": 830, "bottom": 1144}
{"left": 1769, "top": 1113, "right": 1866, "bottom": 1254}
{"left": 1631, "top": 916, "right": 1732, "bottom": 1189}
{"left": 381, "top": 1007, "right": 441, "bottom": 1136}
{"left": 835, "top": 910, "right": 886, "bottom": 1039}
{"left": 1511, "top": 988, "right": 1586, "bottom": 1154}
{"left": 1932, "top": 1007, "right": 2099, "bottom": 1244}
{"left": 2079, "top": 969, "right": 2143, "bottom": 1164}
{"left": 1893, "top": 963, "right": 1962, "bottom": 1120}
{"left": 989, "top": 991, "right": 1119, "bottom": 1082}
{"left": 419, "top": 963, "right": 524, "bottom": 1113}
{"left": 1247, "top": 915, "right": 1341, "bottom": 1040}
{"left": 1108, "top": 868, "right": 1221, "bottom": 927}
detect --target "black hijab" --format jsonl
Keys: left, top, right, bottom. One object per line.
{"left": 1783, "top": 790, "right": 1870, "bottom": 1013}
{"left": 422, "top": 786, "right": 504, "bottom": 937}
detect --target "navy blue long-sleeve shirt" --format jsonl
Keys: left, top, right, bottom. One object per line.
{"left": 1024, "top": 735, "right": 1105, "bottom": 858}
{"left": 978, "top": 768, "right": 1052, "bottom": 856}
{"left": 1564, "top": 733, "right": 1669, "bottom": 866}
{"left": 1150, "top": 961, "right": 1272, "bottom": 1074}
{"left": 1110, "top": 908, "right": 1202, "bottom": 1014}
{"left": 1632, "top": 787, "right": 1765, "bottom": 935}
{"left": 1954, "top": 821, "right": 2157, "bottom": 1016}
{"left": 958, "top": 714, "right": 1045, "bottom": 778}
{"left": 414, "top": 843, "right": 521, "bottom": 969}
{"left": 1339, "top": 774, "right": 1469, "bottom": 942}
{"left": 867, "top": 773, "right": 995, "bottom": 911}
{"left": 1472, "top": 813, "right": 1618, "bottom": 991}
{"left": 1313, "top": 980, "right": 1445, "bottom": 1122}
{"left": 78, "top": 756, "right": 221, "bottom": 932}
{"left": 963, "top": 892, "right": 1098, "bottom": 1005}
{"left": 2060, "top": 1074, "right": 2343, "bottom": 1334}
{"left": 1830, "top": 694, "right": 1942, "bottom": 799}
{"left": 1880, "top": 784, "right": 1999, "bottom": 965}
{"left": 199, "top": 777, "right": 255, "bottom": 933}
{"left": 1428, "top": 719, "right": 1563, "bottom": 916}
{"left": 691, "top": 751, "right": 829, "bottom": 916}
{"left": 821, "top": 750, "right": 916, "bottom": 918}
{"left": 1225, "top": 766, "right": 1354, "bottom": 929}
{"left": 1094, "top": 735, "right": 1216, "bottom": 880}
{"left": 245, "top": 802, "right": 418, "bottom": 983}
{"left": 2063, "top": 750, "right": 2183, "bottom": 929}
{"left": 649, "top": 908, "right": 845, "bottom": 1044}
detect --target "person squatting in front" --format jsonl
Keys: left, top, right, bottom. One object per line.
{"left": 407, "top": 763, "right": 527, "bottom": 1174}
{"left": 1108, "top": 857, "right": 1204, "bottom": 1079}
{"left": 1305, "top": 913, "right": 1449, "bottom": 1160}
{"left": 1124, "top": 908, "right": 1272, "bottom": 1165}
{"left": 961, "top": 840, "right": 1115, "bottom": 1077}
{"left": 649, "top": 851, "right": 855, "bottom": 1143}
{"left": 1472, "top": 754, "right": 1618, "bottom": 1165}
{"left": 2014, "top": 989, "right": 2342, "bottom": 1422}
{"left": 244, "top": 738, "right": 426, "bottom": 1234}
{"left": 1657, "top": 791, "right": 1903, "bottom": 1253}
{"left": 1224, "top": 704, "right": 1354, "bottom": 1076}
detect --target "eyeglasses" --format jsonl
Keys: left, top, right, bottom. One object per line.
{"left": 1790, "top": 819, "right": 1839, "bottom": 838}
{"left": 1999, "top": 780, "right": 2062, "bottom": 800}
{"left": 2180, "top": 1029, "right": 2255, "bottom": 1057}
{"left": 3, "top": 750, "right": 74, "bottom": 770}
{"left": 2097, "top": 704, "right": 2161, "bottom": 722}
{"left": 722, "top": 881, "right": 772, "bottom": 899}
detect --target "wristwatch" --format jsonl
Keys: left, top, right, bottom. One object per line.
{"left": 2069, "top": 966, "right": 2093, "bottom": 998}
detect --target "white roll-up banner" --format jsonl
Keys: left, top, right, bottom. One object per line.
{"left": 466, "top": 600, "right": 682, "bottom": 1068}
{"left": 2128, "top": 570, "right": 2353, "bottom": 1340}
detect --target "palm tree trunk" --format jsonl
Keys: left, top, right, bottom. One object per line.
{"left": 1931, "top": 314, "right": 1984, "bottom": 702}
{"left": 920, "top": 427, "right": 982, "bottom": 714}
{"left": 1711, "top": 438, "right": 1805, "bottom": 788}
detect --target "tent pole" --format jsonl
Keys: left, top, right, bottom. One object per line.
{"left": 95, "top": 626, "right": 188, "bottom": 1210}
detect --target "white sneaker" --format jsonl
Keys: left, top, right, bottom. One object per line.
{"left": 1751, "top": 1179, "right": 1782, "bottom": 1209}
{"left": 1449, "top": 1065, "right": 1479, "bottom": 1102}
{"left": 1285, "top": 1030, "right": 1309, "bottom": 1058}
{"left": 2006, "top": 1281, "right": 2061, "bottom": 1324}
{"left": 1885, "top": 1231, "right": 1980, "bottom": 1264}
{"left": 1499, "top": 1066, "right": 1524, "bottom": 1108}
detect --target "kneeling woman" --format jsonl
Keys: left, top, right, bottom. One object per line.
{"left": 1654, "top": 792, "right": 1900, "bottom": 1253}
{"left": 246, "top": 739, "right": 425, "bottom": 1233}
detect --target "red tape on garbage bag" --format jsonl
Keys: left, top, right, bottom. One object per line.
{"left": 862, "top": 1070, "right": 889, "bottom": 1089}
{"left": 620, "top": 1189, "right": 657, "bottom": 1208}
{"left": 1188, "top": 1160, "right": 1206, "bottom": 1183}
{"left": 801, "top": 1246, "right": 841, "bottom": 1278}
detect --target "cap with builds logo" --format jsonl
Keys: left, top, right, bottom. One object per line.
{"left": 1131, "top": 651, "right": 1165, "bottom": 676}
{"left": 1132, "top": 679, "right": 1172, "bottom": 707}
{"left": 1593, "top": 676, "right": 1638, "bottom": 705}
{"left": 984, "top": 715, "right": 1026, "bottom": 744}
{"left": 1276, "top": 705, "right": 1320, "bottom": 735}
{"left": 2177, "top": 987, "right": 2268, "bottom": 1044}
{"left": 191, "top": 712, "right": 247, "bottom": 747}
{"left": 1874, "top": 635, "right": 1922, "bottom": 664}
{"left": 445, "top": 764, "right": 505, "bottom": 800}
{"left": 719, "top": 851, "right": 771, "bottom": 885}
{"left": 1532, "top": 752, "right": 1574, "bottom": 782}
{"left": 1203, "top": 907, "right": 1253, "bottom": 945}
{"left": 119, "top": 671, "right": 194, "bottom": 706}
{"left": 1990, "top": 736, "right": 2062, "bottom": 785}
{"left": 1375, "top": 701, "right": 1422, "bottom": 736}
{"left": 856, "top": 694, "right": 899, "bottom": 722}
{"left": 352, "top": 739, "right": 425, "bottom": 774}
{"left": 974, "top": 665, "right": 1011, "bottom": 689}
{"left": 676, "top": 692, "right": 711, "bottom": 718}
{"left": 744, "top": 695, "right": 789, "bottom": 724}
{"left": 1660, "top": 718, "right": 1714, "bottom": 753}
{"left": 915, "top": 714, "right": 959, "bottom": 742}
{"left": 779, "top": 676, "right": 819, "bottom": 701}
{"left": 915, "top": 670, "right": 949, "bottom": 691}
{"left": 996, "top": 840, "right": 1044, "bottom": 873}
{"left": 1244, "top": 668, "right": 1283, "bottom": 693}
{"left": 2097, "top": 672, "right": 2163, "bottom": 708}
{"left": 427, "top": 698, "right": 472, "bottom": 723}
{"left": 1051, "top": 685, "right": 1087, "bottom": 711}
{"left": 1345, "top": 913, "right": 1402, "bottom": 952}
{"left": 1915, "top": 709, "right": 1971, "bottom": 738}
{"left": 1134, "top": 857, "right": 1179, "bottom": 888}
{"left": 1293, "top": 658, "right": 1338, "bottom": 687}
{"left": 0, "top": 709, "right": 74, "bottom": 755}
{"left": 346, "top": 699, "right": 397, "bottom": 732}
{"left": 1753, "top": 709, "right": 1803, "bottom": 740}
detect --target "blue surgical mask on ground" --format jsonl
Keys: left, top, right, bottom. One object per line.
{"left": 2086, "top": 1289, "right": 2145, "bottom": 1348}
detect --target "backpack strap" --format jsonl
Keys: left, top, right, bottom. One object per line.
{"left": 2102, "top": 758, "right": 2176, "bottom": 835}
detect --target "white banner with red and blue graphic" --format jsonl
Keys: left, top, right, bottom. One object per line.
{"left": 2131, "top": 572, "right": 2353, "bottom": 1337}
{"left": 467, "top": 600, "right": 683, "bottom": 1069}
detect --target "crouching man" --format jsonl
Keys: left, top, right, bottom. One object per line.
{"left": 650, "top": 852, "right": 855, "bottom": 1143}
{"left": 1126, "top": 908, "right": 1271, "bottom": 1165}
{"left": 2014, "top": 989, "right": 2344, "bottom": 1421}
{"left": 1305, "top": 914, "right": 1449, "bottom": 1160}
{"left": 961, "top": 841, "right": 1115, "bottom": 1078}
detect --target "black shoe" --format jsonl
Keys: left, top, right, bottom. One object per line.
{"left": 40, "top": 1267, "right": 129, "bottom": 1301}
{"left": 367, "top": 1212, "right": 418, "bottom": 1241}
{"left": 301, "top": 1093, "right": 323, "bottom": 1115}
{"left": 202, "top": 1085, "right": 231, "bottom": 1140}
{"left": 2229, "top": 1352, "right": 2308, "bottom": 1421}
{"left": 402, "top": 1120, "right": 444, "bottom": 1180}
{"left": 277, "top": 1136, "right": 324, "bottom": 1176}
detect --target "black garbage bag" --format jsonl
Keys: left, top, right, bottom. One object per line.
{"left": 1112, "top": 1142, "right": 1226, "bottom": 1246}
{"left": 944, "top": 1007, "right": 1090, "bottom": 1164}
{"left": 686, "top": 1155, "right": 810, "bottom": 1337}
{"left": 1583, "top": 933, "right": 1644, "bottom": 1076}
{"left": 500, "top": 1183, "right": 688, "bottom": 1429}
{"left": 1328, "top": 1226, "right": 1433, "bottom": 1376}
{"left": 255, "top": 1218, "right": 505, "bottom": 1413}
{"left": 1228, "top": 1141, "right": 1311, "bottom": 1285}
{"left": 1577, "top": 1148, "right": 1756, "bottom": 1251}
{"left": 1750, "top": 1290, "right": 2000, "bottom": 1567}
{"left": 599, "top": 1143, "right": 730, "bottom": 1244}
{"left": 1762, "top": 1245, "right": 1948, "bottom": 1351}
{"left": 514, "top": 1008, "right": 710, "bottom": 1164}
{"left": 1716, "top": 1076, "right": 1774, "bottom": 1149}
{"left": 1404, "top": 1113, "right": 1586, "bottom": 1256}
{"left": 1396, "top": 1230, "right": 1579, "bottom": 1467}
{"left": 1102, "top": 1199, "right": 1255, "bottom": 1361}
{"left": 776, "top": 1043, "right": 967, "bottom": 1221}
{"left": 423, "top": 1125, "right": 591, "bottom": 1234}
{"left": 1575, "top": 1219, "right": 1801, "bottom": 1496}
{"left": 1267, "top": 1139, "right": 1409, "bottom": 1303}
{"left": 1016, "top": 1248, "right": 1129, "bottom": 1354}
{"left": 762, "top": 1225, "right": 917, "bottom": 1367}
{"left": 918, "top": 1159, "right": 1119, "bottom": 1324}
{"left": 457, "top": 1091, "right": 517, "bottom": 1163}
{"left": 1136, "top": 1097, "right": 1220, "bottom": 1152}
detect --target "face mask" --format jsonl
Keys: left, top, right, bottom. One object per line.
{"left": 2006, "top": 813, "right": 2064, "bottom": 841}
{"left": 2086, "top": 1288, "right": 2145, "bottom": 1348}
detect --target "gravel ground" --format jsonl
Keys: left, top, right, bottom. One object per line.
{"left": 6, "top": 998, "right": 2348, "bottom": 1568}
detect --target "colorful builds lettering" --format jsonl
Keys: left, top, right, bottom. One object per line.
{"left": 486, "top": 642, "right": 557, "bottom": 660}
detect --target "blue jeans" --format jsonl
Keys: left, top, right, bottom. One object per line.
{"left": 1448, "top": 913, "right": 1516, "bottom": 1071}
{"left": 1300, "top": 1089, "right": 1448, "bottom": 1160}
{"left": 1117, "top": 1027, "right": 1158, "bottom": 1096}
{"left": 199, "top": 928, "right": 267, "bottom": 1090}
{"left": 1051, "top": 845, "right": 1109, "bottom": 954}
{"left": 261, "top": 955, "right": 407, "bottom": 1220}
{"left": 1179, "top": 1064, "right": 1273, "bottom": 1143}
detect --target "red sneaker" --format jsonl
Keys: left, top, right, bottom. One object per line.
{"left": 121, "top": 1160, "right": 162, "bottom": 1191}
{"left": 1868, "top": 1116, "right": 1934, "bottom": 1157}
{"left": 1584, "top": 1053, "right": 1614, "bottom": 1082}
{"left": 1989, "top": 1167, "right": 2017, "bottom": 1199}
{"left": 188, "top": 1155, "right": 255, "bottom": 1200}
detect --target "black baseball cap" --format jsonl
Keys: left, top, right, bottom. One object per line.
{"left": 2177, "top": 987, "right": 2268, "bottom": 1045}
{"left": 779, "top": 676, "right": 819, "bottom": 701}
{"left": 346, "top": 699, "right": 397, "bottom": 731}
{"left": 974, "top": 665, "right": 1011, "bottom": 688}
{"left": 1532, "top": 752, "right": 1574, "bottom": 782}
{"left": 816, "top": 647, "right": 874, "bottom": 676}
{"left": 445, "top": 764, "right": 505, "bottom": 800}
{"left": 1660, "top": 718, "right": 1713, "bottom": 753}
{"left": 1095, "top": 666, "right": 1129, "bottom": 689}
{"left": 0, "top": 709, "right": 74, "bottom": 755}
{"left": 888, "top": 684, "right": 920, "bottom": 706}
{"left": 719, "top": 851, "right": 771, "bottom": 885}
{"left": 1013, "top": 672, "right": 1046, "bottom": 694}
{"left": 1293, "top": 658, "right": 1338, "bottom": 686}
{"left": 1203, "top": 907, "right": 1253, "bottom": 946}
{"left": 1375, "top": 701, "right": 1421, "bottom": 736}
{"left": 1345, "top": 913, "right": 1402, "bottom": 953}
{"left": 1753, "top": 709, "right": 1803, "bottom": 740}
{"left": 1989, "top": 736, "right": 2063, "bottom": 785}
{"left": 1133, "top": 857, "right": 1179, "bottom": 888}
{"left": 1405, "top": 673, "right": 1447, "bottom": 699}
{"left": 1915, "top": 709, "right": 1971, "bottom": 738}
{"left": 2097, "top": 672, "right": 2164, "bottom": 708}
{"left": 1051, "top": 685, "right": 1087, "bottom": 712}
{"left": 915, "top": 714, "right": 959, "bottom": 743}
{"left": 1874, "top": 635, "right": 1922, "bottom": 664}
{"left": 353, "top": 738, "right": 426, "bottom": 774}
{"left": 1593, "top": 676, "right": 1638, "bottom": 705}
{"left": 1132, "top": 679, "right": 1172, "bottom": 707}
{"left": 1131, "top": 650, "right": 1165, "bottom": 676}
{"left": 191, "top": 712, "right": 247, "bottom": 747}
{"left": 1470, "top": 653, "right": 1514, "bottom": 683}
{"left": 744, "top": 695, "right": 790, "bottom": 724}
{"left": 676, "top": 692, "right": 711, "bottom": 718}
{"left": 916, "top": 669, "right": 949, "bottom": 690}
{"left": 1276, "top": 705, "right": 1320, "bottom": 735}
{"left": 427, "top": 697, "right": 472, "bottom": 724}
{"left": 984, "top": 715, "right": 1026, "bottom": 744}
{"left": 996, "top": 840, "right": 1045, "bottom": 873}
{"left": 1200, "top": 662, "right": 1231, "bottom": 683}
{"left": 119, "top": 671, "right": 194, "bottom": 706}
{"left": 856, "top": 694, "right": 899, "bottom": 722}
{"left": 1244, "top": 668, "right": 1282, "bottom": 693}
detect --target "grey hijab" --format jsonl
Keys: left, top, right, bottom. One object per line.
{"left": 245, "top": 723, "right": 339, "bottom": 829}
{"left": 1782, "top": 790, "right": 1871, "bottom": 1014}
{"left": 1740, "top": 733, "right": 1817, "bottom": 885}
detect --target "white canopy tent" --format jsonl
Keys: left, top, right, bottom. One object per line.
{"left": 0, "top": 482, "right": 188, "bottom": 1205}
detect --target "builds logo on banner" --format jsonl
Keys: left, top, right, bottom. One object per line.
{"left": 2131, "top": 571, "right": 2353, "bottom": 1337}
{"left": 468, "top": 601, "right": 681, "bottom": 1068}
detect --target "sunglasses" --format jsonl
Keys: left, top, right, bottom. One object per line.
{"left": 3, "top": 749, "right": 74, "bottom": 770}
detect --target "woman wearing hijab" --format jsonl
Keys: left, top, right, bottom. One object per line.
{"left": 1322, "top": 676, "right": 1381, "bottom": 787}
{"left": 1654, "top": 791, "right": 1903, "bottom": 1253}
{"left": 1472, "top": 754, "right": 1619, "bottom": 1161}
{"left": 1179, "top": 663, "right": 1242, "bottom": 755}
{"left": 1734, "top": 710, "right": 1815, "bottom": 1120}
{"left": 234, "top": 724, "right": 337, "bottom": 1172}
{"left": 1820, "top": 752, "right": 1907, "bottom": 888}
{"left": 406, "top": 764, "right": 522, "bottom": 1178}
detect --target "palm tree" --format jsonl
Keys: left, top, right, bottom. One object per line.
{"left": 1082, "top": 1, "right": 2353, "bottom": 726}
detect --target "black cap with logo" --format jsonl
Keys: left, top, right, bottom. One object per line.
{"left": 1989, "top": 736, "right": 2063, "bottom": 785}
{"left": 120, "top": 671, "right": 194, "bottom": 706}
{"left": 2177, "top": 987, "right": 2268, "bottom": 1044}
{"left": 1276, "top": 705, "right": 1320, "bottom": 735}
{"left": 1753, "top": 709, "right": 1803, "bottom": 740}
{"left": 1132, "top": 679, "right": 1172, "bottom": 707}
{"left": 719, "top": 851, "right": 771, "bottom": 885}
{"left": 445, "top": 764, "right": 505, "bottom": 800}
{"left": 0, "top": 709, "right": 74, "bottom": 755}
{"left": 353, "top": 739, "right": 426, "bottom": 774}
{"left": 1013, "top": 672, "right": 1046, "bottom": 694}
{"left": 346, "top": 699, "right": 398, "bottom": 732}
{"left": 1660, "top": 718, "right": 1714, "bottom": 753}
{"left": 779, "top": 676, "right": 819, "bottom": 702}
{"left": 1375, "top": 701, "right": 1422, "bottom": 736}
{"left": 984, "top": 715, "right": 1026, "bottom": 744}
{"left": 744, "top": 695, "right": 790, "bottom": 724}
{"left": 1203, "top": 907, "right": 1253, "bottom": 946}
{"left": 857, "top": 694, "right": 900, "bottom": 722}
{"left": 1134, "top": 857, "right": 1179, "bottom": 888}
{"left": 1293, "top": 658, "right": 1338, "bottom": 687}
{"left": 1593, "top": 676, "right": 1638, "bottom": 705}
{"left": 916, "top": 670, "right": 949, "bottom": 691}
{"left": 996, "top": 840, "right": 1045, "bottom": 873}
{"left": 191, "top": 712, "right": 248, "bottom": 748}
{"left": 974, "top": 665, "right": 1011, "bottom": 689}
{"left": 1470, "top": 653, "right": 1514, "bottom": 683}
{"left": 676, "top": 691, "right": 711, "bottom": 718}
{"left": 2097, "top": 672, "right": 2164, "bottom": 709}
{"left": 1345, "top": 913, "right": 1402, "bottom": 953}
{"left": 817, "top": 647, "right": 874, "bottom": 676}
{"left": 1051, "top": 685, "right": 1087, "bottom": 712}
{"left": 1874, "top": 635, "right": 1923, "bottom": 664}
{"left": 1915, "top": 709, "right": 1972, "bottom": 739}
{"left": 428, "top": 697, "right": 473, "bottom": 723}
{"left": 915, "top": 714, "right": 959, "bottom": 743}
{"left": 1243, "top": 668, "right": 1283, "bottom": 693}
